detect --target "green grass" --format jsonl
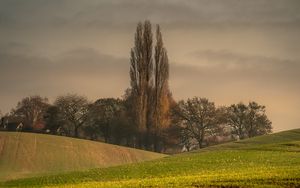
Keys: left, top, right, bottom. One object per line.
{"left": 0, "top": 132, "right": 166, "bottom": 181}
{"left": 1, "top": 129, "right": 300, "bottom": 187}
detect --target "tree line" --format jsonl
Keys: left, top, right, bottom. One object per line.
{"left": 0, "top": 21, "right": 272, "bottom": 153}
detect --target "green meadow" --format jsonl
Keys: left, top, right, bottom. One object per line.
{"left": 1, "top": 129, "right": 299, "bottom": 187}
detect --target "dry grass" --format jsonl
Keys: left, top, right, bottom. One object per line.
{"left": 0, "top": 132, "right": 166, "bottom": 181}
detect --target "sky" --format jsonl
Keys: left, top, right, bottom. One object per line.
{"left": 0, "top": 0, "right": 300, "bottom": 132}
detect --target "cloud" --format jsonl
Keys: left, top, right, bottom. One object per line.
{"left": 0, "top": 46, "right": 130, "bottom": 85}
{"left": 1, "top": 0, "right": 300, "bottom": 30}
{"left": 190, "top": 49, "right": 299, "bottom": 68}
{"left": 183, "top": 50, "right": 300, "bottom": 89}
{"left": 0, "top": 47, "right": 130, "bottom": 111}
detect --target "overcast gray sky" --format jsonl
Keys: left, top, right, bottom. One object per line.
{"left": 0, "top": 0, "right": 300, "bottom": 132}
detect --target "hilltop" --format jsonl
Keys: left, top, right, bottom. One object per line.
{"left": 0, "top": 132, "right": 166, "bottom": 181}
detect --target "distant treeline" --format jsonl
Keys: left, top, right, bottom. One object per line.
{"left": 0, "top": 21, "right": 272, "bottom": 153}
{"left": 0, "top": 94, "right": 272, "bottom": 153}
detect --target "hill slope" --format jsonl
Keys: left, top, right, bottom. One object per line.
{"left": 0, "top": 132, "right": 166, "bottom": 181}
{"left": 3, "top": 129, "right": 300, "bottom": 187}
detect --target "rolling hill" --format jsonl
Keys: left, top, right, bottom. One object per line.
{"left": 1, "top": 129, "right": 300, "bottom": 187}
{"left": 0, "top": 132, "right": 166, "bottom": 181}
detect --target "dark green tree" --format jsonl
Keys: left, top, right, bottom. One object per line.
{"left": 88, "top": 98, "right": 123, "bottom": 143}
{"left": 44, "top": 105, "right": 62, "bottom": 134}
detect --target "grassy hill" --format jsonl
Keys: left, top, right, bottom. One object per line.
{"left": 0, "top": 132, "right": 166, "bottom": 181}
{"left": 1, "top": 129, "right": 300, "bottom": 187}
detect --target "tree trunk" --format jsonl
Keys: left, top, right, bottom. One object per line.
{"left": 74, "top": 126, "right": 79, "bottom": 138}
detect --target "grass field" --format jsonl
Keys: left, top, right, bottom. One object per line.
{"left": 0, "top": 132, "right": 166, "bottom": 181}
{"left": 1, "top": 129, "right": 300, "bottom": 187}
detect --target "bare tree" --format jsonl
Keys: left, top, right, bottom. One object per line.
{"left": 174, "top": 97, "right": 219, "bottom": 149}
{"left": 246, "top": 102, "right": 272, "bottom": 137}
{"left": 13, "top": 95, "right": 49, "bottom": 130}
{"left": 0, "top": 110, "right": 3, "bottom": 129}
{"left": 227, "top": 103, "right": 248, "bottom": 139}
{"left": 54, "top": 94, "right": 90, "bottom": 138}
{"left": 227, "top": 101, "right": 272, "bottom": 139}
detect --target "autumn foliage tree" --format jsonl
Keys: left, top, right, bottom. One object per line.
{"left": 13, "top": 95, "right": 49, "bottom": 130}
{"left": 152, "top": 25, "right": 171, "bottom": 151}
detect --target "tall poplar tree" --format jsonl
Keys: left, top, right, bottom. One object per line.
{"left": 152, "top": 25, "right": 170, "bottom": 151}
{"left": 130, "top": 20, "right": 171, "bottom": 151}
{"left": 130, "top": 21, "right": 153, "bottom": 148}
